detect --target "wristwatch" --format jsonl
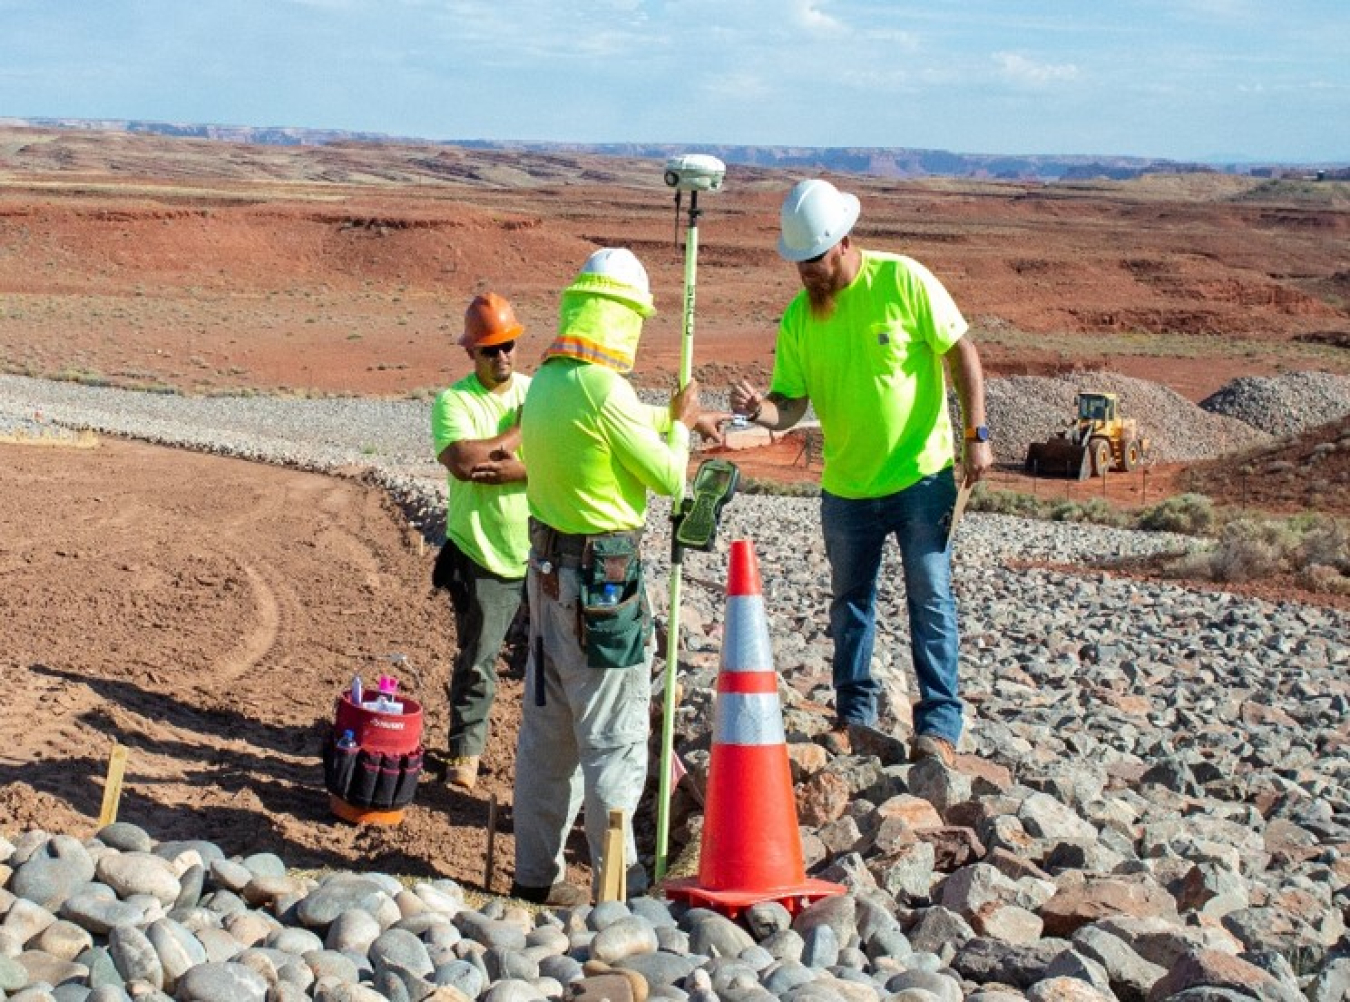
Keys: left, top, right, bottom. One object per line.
{"left": 964, "top": 425, "right": 990, "bottom": 443}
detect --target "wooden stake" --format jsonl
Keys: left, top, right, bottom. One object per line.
{"left": 98, "top": 744, "right": 129, "bottom": 828}
{"left": 597, "top": 809, "right": 627, "bottom": 903}
{"left": 484, "top": 793, "right": 498, "bottom": 895}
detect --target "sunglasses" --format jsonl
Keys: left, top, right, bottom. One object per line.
{"left": 476, "top": 340, "right": 516, "bottom": 358}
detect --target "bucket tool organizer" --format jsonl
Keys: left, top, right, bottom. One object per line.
{"left": 323, "top": 687, "right": 424, "bottom": 825}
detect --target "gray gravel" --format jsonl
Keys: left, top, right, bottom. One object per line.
{"left": 1199, "top": 370, "right": 1350, "bottom": 439}
{"left": 6, "top": 368, "right": 1350, "bottom": 546}
{"left": 2, "top": 371, "right": 1349, "bottom": 1001}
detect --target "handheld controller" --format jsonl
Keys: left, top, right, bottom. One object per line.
{"left": 675, "top": 458, "right": 740, "bottom": 551}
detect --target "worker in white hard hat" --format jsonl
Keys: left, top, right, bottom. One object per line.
{"left": 430, "top": 292, "right": 531, "bottom": 793}
{"left": 731, "top": 179, "right": 992, "bottom": 769}
{"left": 510, "top": 247, "right": 721, "bottom": 907}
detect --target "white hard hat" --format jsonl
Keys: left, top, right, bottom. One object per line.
{"left": 777, "top": 179, "right": 861, "bottom": 262}
{"left": 569, "top": 247, "right": 656, "bottom": 316}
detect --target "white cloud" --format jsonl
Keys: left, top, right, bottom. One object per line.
{"left": 994, "top": 52, "right": 1080, "bottom": 86}
{"left": 794, "top": 0, "right": 843, "bottom": 32}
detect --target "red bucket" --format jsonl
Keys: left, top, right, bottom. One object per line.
{"left": 332, "top": 692, "right": 423, "bottom": 756}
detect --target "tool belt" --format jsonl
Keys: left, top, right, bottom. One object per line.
{"left": 530, "top": 518, "right": 651, "bottom": 671}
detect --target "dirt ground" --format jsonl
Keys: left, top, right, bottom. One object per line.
{"left": 1, "top": 129, "right": 1348, "bottom": 886}
{"left": 0, "top": 437, "right": 553, "bottom": 888}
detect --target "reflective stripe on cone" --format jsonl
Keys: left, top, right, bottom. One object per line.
{"left": 720, "top": 594, "right": 772, "bottom": 672}
{"left": 712, "top": 691, "right": 785, "bottom": 747}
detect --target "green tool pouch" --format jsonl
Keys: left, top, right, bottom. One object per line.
{"left": 579, "top": 534, "right": 650, "bottom": 671}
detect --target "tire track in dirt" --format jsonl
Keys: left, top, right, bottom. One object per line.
{"left": 202, "top": 559, "right": 282, "bottom": 688}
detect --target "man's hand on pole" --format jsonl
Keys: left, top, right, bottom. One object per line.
{"left": 670, "top": 378, "right": 700, "bottom": 427}
{"left": 670, "top": 379, "right": 726, "bottom": 446}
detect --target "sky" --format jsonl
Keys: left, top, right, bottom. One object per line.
{"left": 2, "top": 0, "right": 1348, "bottom": 163}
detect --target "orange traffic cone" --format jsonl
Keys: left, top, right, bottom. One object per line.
{"left": 665, "top": 539, "right": 845, "bottom": 917}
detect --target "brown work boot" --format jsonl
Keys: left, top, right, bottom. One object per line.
{"left": 445, "top": 755, "right": 480, "bottom": 792}
{"left": 509, "top": 880, "right": 590, "bottom": 908}
{"left": 909, "top": 733, "right": 956, "bottom": 768}
{"left": 820, "top": 722, "right": 853, "bottom": 756}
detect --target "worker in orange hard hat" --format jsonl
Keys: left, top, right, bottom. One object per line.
{"left": 430, "top": 291, "right": 532, "bottom": 792}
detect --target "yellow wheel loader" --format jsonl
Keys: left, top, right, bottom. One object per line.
{"left": 1024, "top": 392, "right": 1148, "bottom": 480}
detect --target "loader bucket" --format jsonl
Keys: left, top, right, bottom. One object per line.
{"left": 1025, "top": 438, "right": 1091, "bottom": 480}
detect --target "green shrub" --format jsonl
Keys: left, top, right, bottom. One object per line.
{"left": 1138, "top": 493, "right": 1216, "bottom": 534}
{"left": 1209, "top": 519, "right": 1298, "bottom": 581}
{"left": 1158, "top": 547, "right": 1218, "bottom": 581}
{"left": 969, "top": 486, "right": 1052, "bottom": 519}
{"left": 1300, "top": 563, "right": 1350, "bottom": 595}
{"left": 1153, "top": 510, "right": 1350, "bottom": 586}
{"left": 1049, "top": 497, "right": 1131, "bottom": 527}
{"left": 1297, "top": 517, "right": 1350, "bottom": 573}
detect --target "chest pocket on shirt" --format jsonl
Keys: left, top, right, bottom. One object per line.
{"left": 865, "top": 320, "right": 923, "bottom": 376}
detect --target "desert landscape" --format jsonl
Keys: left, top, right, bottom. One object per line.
{"left": 1, "top": 127, "right": 1349, "bottom": 1000}
{"left": 2, "top": 127, "right": 1348, "bottom": 401}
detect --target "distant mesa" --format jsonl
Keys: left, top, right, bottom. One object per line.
{"left": 3, "top": 116, "right": 1346, "bottom": 183}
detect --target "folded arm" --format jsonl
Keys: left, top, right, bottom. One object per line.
{"left": 438, "top": 424, "right": 526, "bottom": 484}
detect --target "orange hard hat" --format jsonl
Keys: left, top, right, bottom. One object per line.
{"left": 460, "top": 292, "right": 524, "bottom": 349}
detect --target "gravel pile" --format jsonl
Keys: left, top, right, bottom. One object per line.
{"left": 983, "top": 374, "right": 1271, "bottom": 466}
{"left": 9, "top": 368, "right": 1350, "bottom": 486}
{"left": 1199, "top": 372, "right": 1350, "bottom": 439}
{"left": 1, "top": 373, "right": 1349, "bottom": 1000}
{"left": 0, "top": 377, "right": 440, "bottom": 478}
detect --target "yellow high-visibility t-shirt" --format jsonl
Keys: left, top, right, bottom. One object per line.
{"left": 431, "top": 373, "right": 531, "bottom": 578}
{"left": 771, "top": 251, "right": 968, "bottom": 499}
{"left": 522, "top": 358, "right": 689, "bottom": 535}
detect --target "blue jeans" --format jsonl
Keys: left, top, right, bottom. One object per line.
{"left": 821, "top": 468, "right": 962, "bottom": 742}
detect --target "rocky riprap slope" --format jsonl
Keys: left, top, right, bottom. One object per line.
{"left": 1, "top": 505, "right": 1347, "bottom": 1002}
{"left": 1, "top": 371, "right": 1348, "bottom": 1001}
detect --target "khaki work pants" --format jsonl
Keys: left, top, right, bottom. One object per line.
{"left": 511, "top": 553, "right": 651, "bottom": 891}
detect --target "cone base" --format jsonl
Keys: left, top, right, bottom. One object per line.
{"left": 663, "top": 875, "right": 846, "bottom": 919}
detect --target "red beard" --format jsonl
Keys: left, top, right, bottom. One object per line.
{"left": 806, "top": 285, "right": 837, "bottom": 319}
